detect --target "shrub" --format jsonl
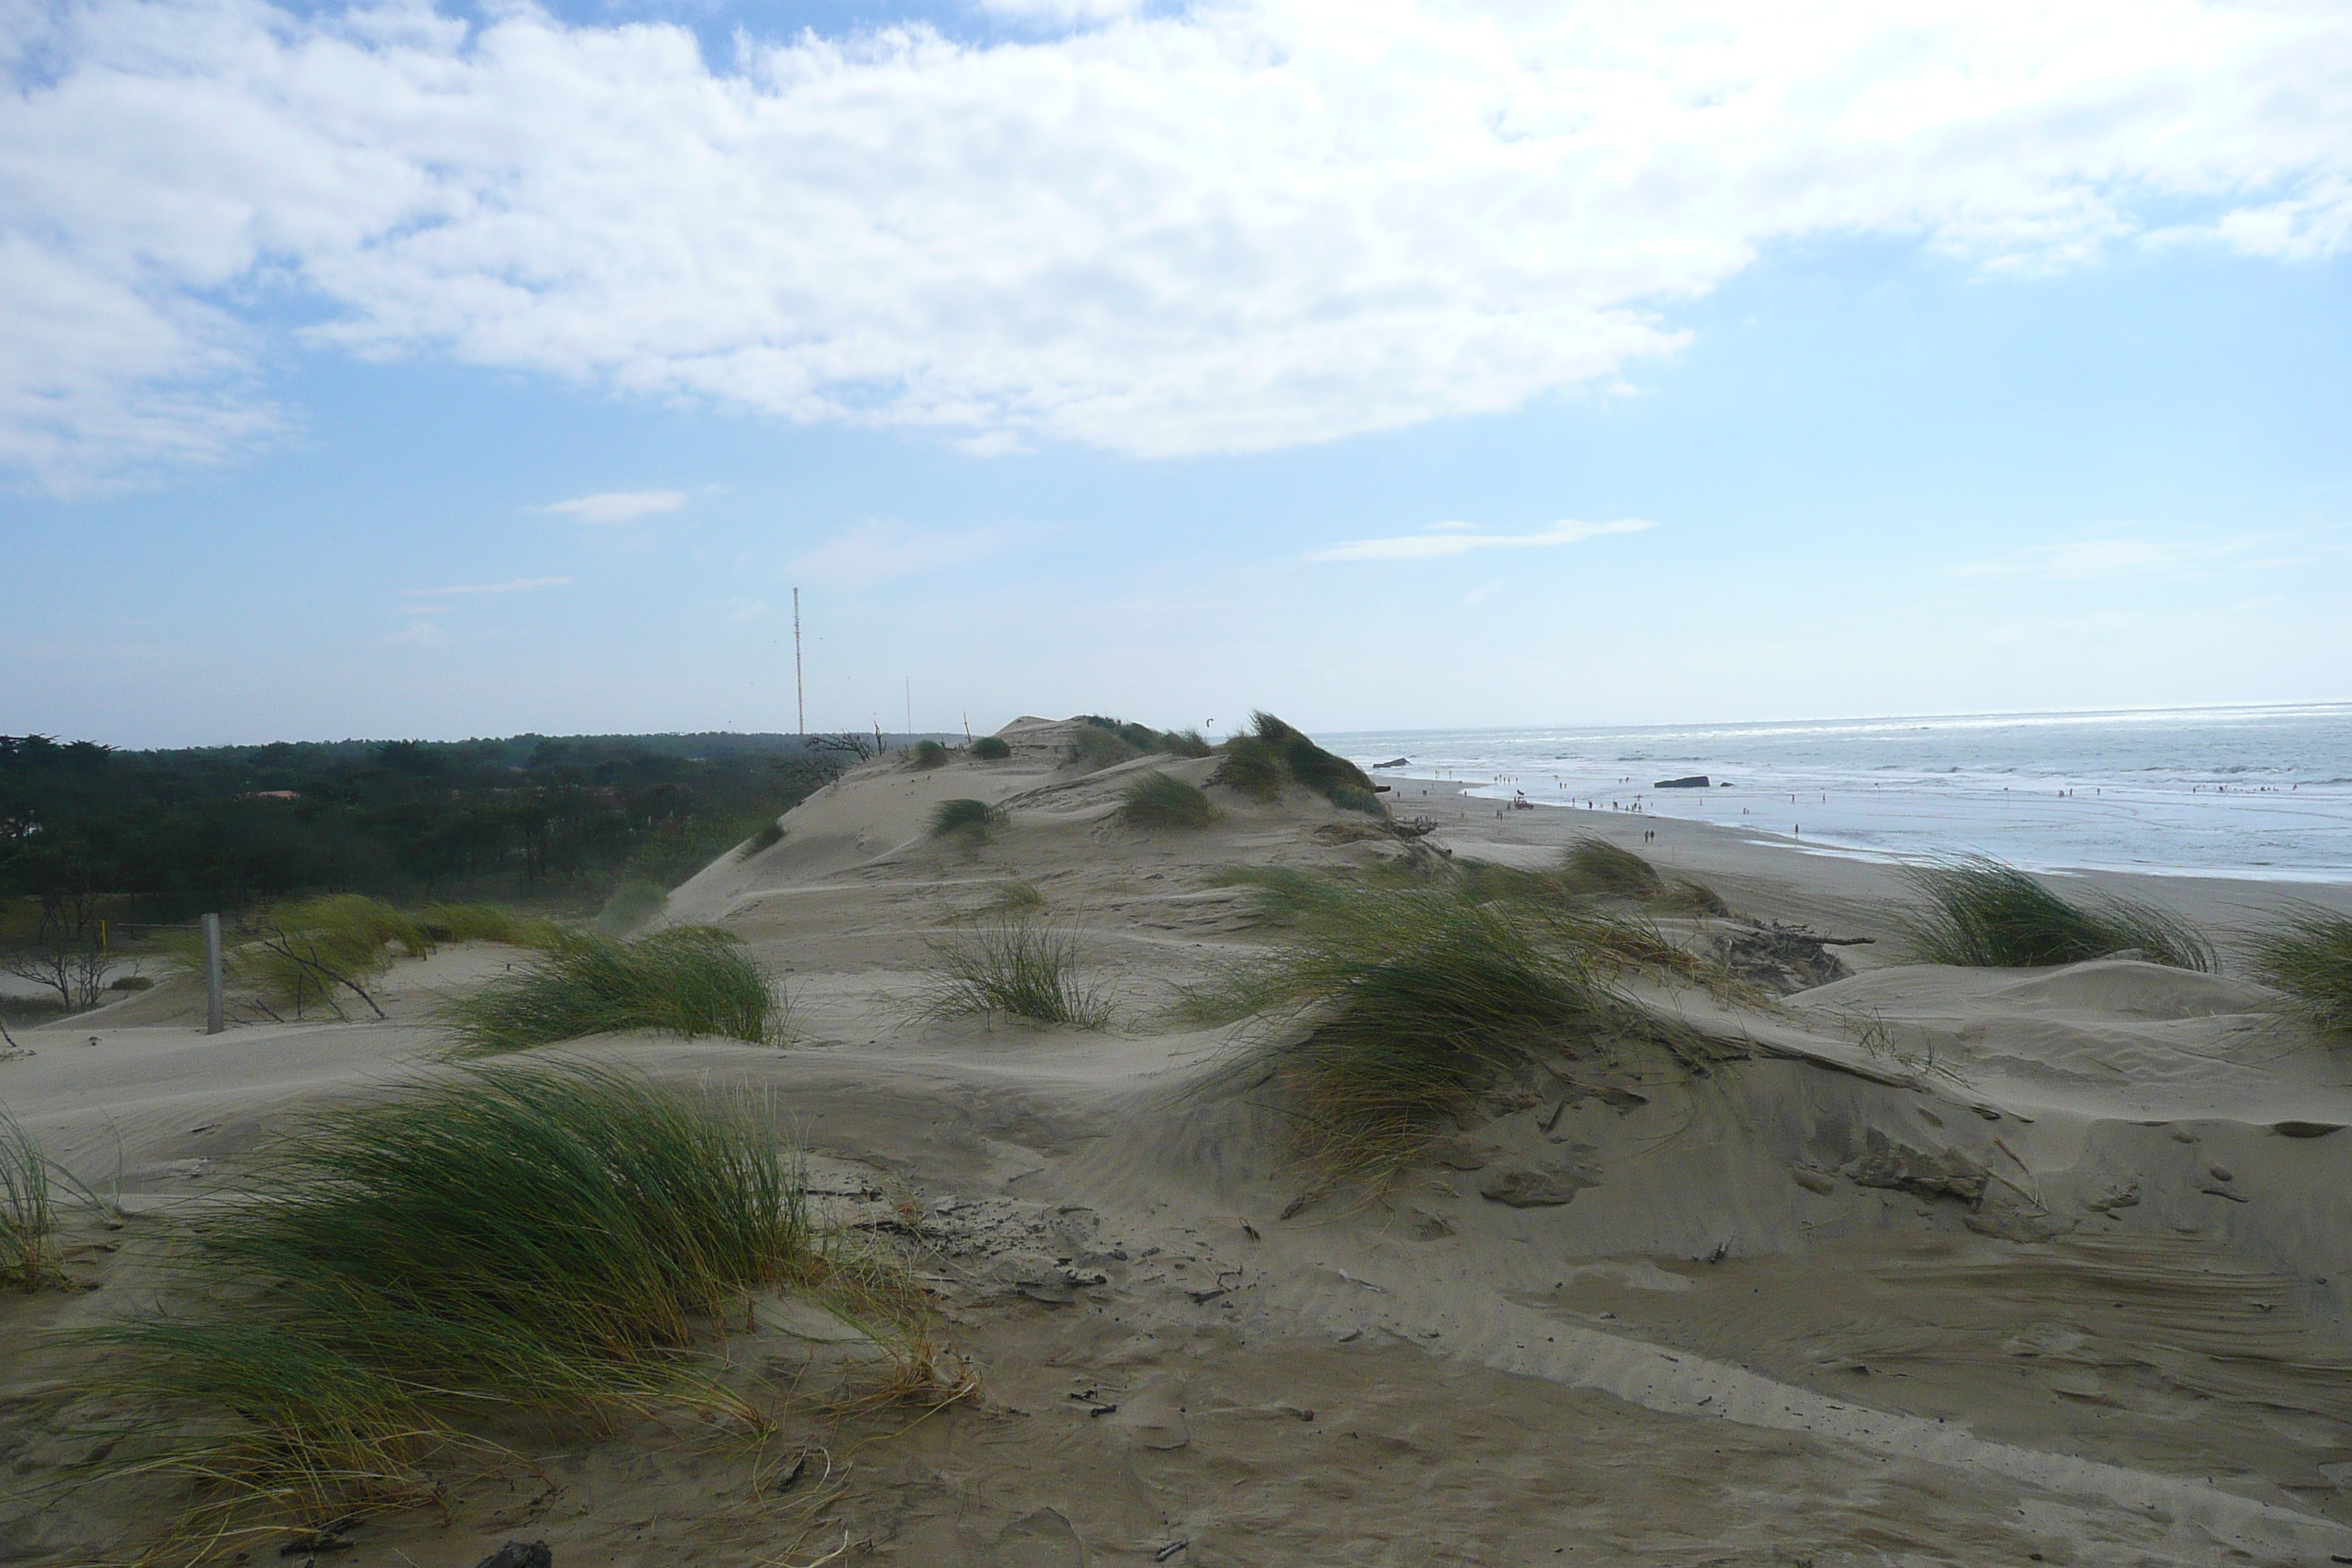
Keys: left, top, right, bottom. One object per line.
{"left": 1118, "top": 772, "right": 1219, "bottom": 831}
{"left": 969, "top": 736, "right": 1012, "bottom": 761}
{"left": 440, "top": 927, "right": 783, "bottom": 1055}
{"left": 90, "top": 1062, "right": 813, "bottom": 1533}
{"left": 1899, "top": 856, "right": 2213, "bottom": 971}
{"left": 911, "top": 739, "right": 949, "bottom": 770}
{"left": 2250, "top": 906, "right": 2352, "bottom": 1033}
{"left": 916, "top": 921, "right": 1112, "bottom": 1027}
{"left": 930, "top": 798, "right": 1006, "bottom": 844}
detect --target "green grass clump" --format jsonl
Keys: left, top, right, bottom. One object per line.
{"left": 736, "top": 819, "right": 786, "bottom": 858}
{"left": 1164, "top": 729, "right": 1215, "bottom": 758}
{"left": 930, "top": 797, "right": 1006, "bottom": 845}
{"left": 1899, "top": 856, "right": 2213, "bottom": 971}
{"left": 414, "top": 902, "right": 560, "bottom": 946}
{"left": 917, "top": 921, "right": 1111, "bottom": 1028}
{"left": 911, "top": 739, "right": 949, "bottom": 770}
{"left": 1559, "top": 837, "right": 1665, "bottom": 898}
{"left": 441, "top": 927, "right": 783, "bottom": 1055}
{"left": 90, "top": 1061, "right": 812, "bottom": 1535}
{"left": 1066, "top": 725, "right": 1141, "bottom": 772}
{"left": 1209, "top": 734, "right": 1285, "bottom": 800}
{"left": 2, "top": 1106, "right": 61, "bottom": 1292}
{"left": 1207, "top": 712, "right": 1382, "bottom": 812}
{"left": 1196, "top": 883, "right": 1703, "bottom": 1186}
{"left": 968, "top": 735, "right": 1012, "bottom": 761}
{"left": 2250, "top": 906, "right": 2352, "bottom": 1033}
{"left": 1118, "top": 772, "right": 1219, "bottom": 831}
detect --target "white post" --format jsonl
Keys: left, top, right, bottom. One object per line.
{"left": 201, "top": 913, "right": 224, "bottom": 1036}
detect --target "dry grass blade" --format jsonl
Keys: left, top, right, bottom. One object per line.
{"left": 2250, "top": 905, "right": 2352, "bottom": 1033}
{"left": 1899, "top": 855, "right": 2213, "bottom": 971}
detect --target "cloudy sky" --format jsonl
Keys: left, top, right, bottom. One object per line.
{"left": 4, "top": 0, "right": 2348, "bottom": 746}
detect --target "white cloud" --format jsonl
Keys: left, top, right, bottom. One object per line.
{"left": 793, "top": 521, "right": 1015, "bottom": 589}
{"left": 412, "top": 576, "right": 573, "bottom": 596}
{"left": 1312, "top": 517, "right": 1656, "bottom": 562}
{"left": 1952, "top": 533, "right": 2279, "bottom": 581}
{"left": 535, "top": 490, "right": 687, "bottom": 524}
{"left": 5, "top": 0, "right": 2351, "bottom": 491}
{"left": 386, "top": 619, "right": 446, "bottom": 647}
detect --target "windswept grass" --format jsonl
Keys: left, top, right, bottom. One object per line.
{"left": 1553, "top": 838, "right": 1727, "bottom": 914}
{"left": 1209, "top": 712, "right": 1384, "bottom": 813}
{"left": 1899, "top": 856, "right": 2214, "bottom": 971}
{"left": 413, "top": 902, "right": 560, "bottom": 947}
{"left": 916, "top": 921, "right": 1112, "bottom": 1028}
{"left": 968, "top": 735, "right": 1012, "bottom": 761}
{"left": 910, "top": 739, "right": 949, "bottom": 770}
{"left": 88, "top": 1061, "right": 815, "bottom": 1542}
{"left": 2251, "top": 905, "right": 2352, "bottom": 1033}
{"left": 1190, "top": 872, "right": 1722, "bottom": 1186}
{"left": 736, "top": 819, "right": 787, "bottom": 859}
{"left": 930, "top": 798, "right": 1005, "bottom": 845}
{"left": 440, "top": 927, "right": 783, "bottom": 1055}
{"left": 1164, "top": 729, "right": 1215, "bottom": 758}
{"left": 595, "top": 878, "right": 670, "bottom": 935}
{"left": 1117, "top": 772, "right": 1219, "bottom": 831}
{"left": 2, "top": 1104, "right": 67, "bottom": 1291}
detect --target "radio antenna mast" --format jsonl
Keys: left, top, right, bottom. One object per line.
{"left": 792, "top": 587, "right": 805, "bottom": 737}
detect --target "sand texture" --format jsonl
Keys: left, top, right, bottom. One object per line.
{"left": 8, "top": 717, "right": 2352, "bottom": 1567}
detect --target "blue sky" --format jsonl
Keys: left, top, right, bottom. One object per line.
{"left": 4, "top": 0, "right": 2349, "bottom": 747}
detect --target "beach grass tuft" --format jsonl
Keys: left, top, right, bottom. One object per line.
{"left": 440, "top": 927, "right": 783, "bottom": 1055}
{"left": 910, "top": 739, "right": 949, "bottom": 770}
{"left": 2250, "top": 905, "right": 2352, "bottom": 1033}
{"left": 736, "top": 819, "right": 787, "bottom": 858}
{"left": 930, "top": 797, "right": 1006, "bottom": 845}
{"left": 1, "top": 1105, "right": 63, "bottom": 1292}
{"left": 1117, "top": 772, "right": 1219, "bottom": 831}
{"left": 87, "top": 1060, "right": 813, "bottom": 1537}
{"left": 916, "top": 921, "right": 1112, "bottom": 1028}
{"left": 1899, "top": 855, "right": 2214, "bottom": 971}
{"left": 968, "top": 735, "right": 1012, "bottom": 761}
{"left": 1559, "top": 837, "right": 1666, "bottom": 898}
{"left": 1191, "top": 873, "right": 1722, "bottom": 1185}
{"left": 1207, "top": 712, "right": 1381, "bottom": 812}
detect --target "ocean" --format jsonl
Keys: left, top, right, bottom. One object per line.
{"left": 1327, "top": 703, "right": 2352, "bottom": 883}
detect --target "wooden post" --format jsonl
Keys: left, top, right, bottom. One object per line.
{"left": 202, "top": 913, "right": 223, "bottom": 1036}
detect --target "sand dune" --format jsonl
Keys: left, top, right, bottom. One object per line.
{"left": 7, "top": 717, "right": 2352, "bottom": 1567}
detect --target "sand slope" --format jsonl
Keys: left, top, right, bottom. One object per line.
{"left": 7, "top": 721, "right": 2352, "bottom": 1567}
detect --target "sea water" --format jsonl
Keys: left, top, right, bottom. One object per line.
{"left": 1329, "top": 703, "right": 2352, "bottom": 883}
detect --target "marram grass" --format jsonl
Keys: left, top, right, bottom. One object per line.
{"left": 1191, "top": 873, "right": 1721, "bottom": 1187}
{"left": 440, "top": 926, "right": 783, "bottom": 1055}
{"left": 1117, "top": 771, "right": 1219, "bottom": 831}
{"left": 930, "top": 797, "right": 1005, "bottom": 843}
{"left": 1899, "top": 855, "right": 2213, "bottom": 972}
{"left": 2251, "top": 905, "right": 2352, "bottom": 1033}
{"left": 916, "top": 921, "right": 1112, "bottom": 1028}
{"left": 86, "top": 1061, "right": 813, "bottom": 1546}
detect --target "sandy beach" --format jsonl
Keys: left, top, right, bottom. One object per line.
{"left": 9, "top": 715, "right": 2352, "bottom": 1567}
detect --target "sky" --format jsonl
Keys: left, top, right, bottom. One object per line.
{"left": 3, "top": 0, "right": 2349, "bottom": 747}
